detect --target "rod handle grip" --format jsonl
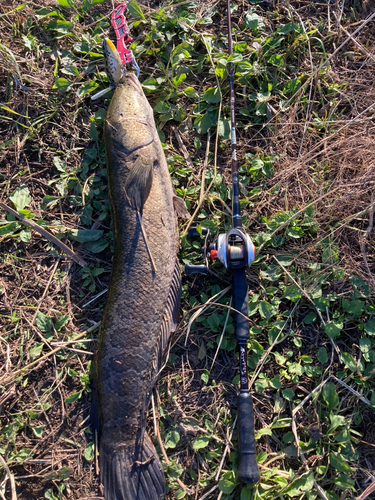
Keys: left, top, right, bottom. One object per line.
{"left": 237, "top": 391, "right": 260, "bottom": 484}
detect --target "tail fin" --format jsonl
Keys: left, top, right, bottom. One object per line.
{"left": 99, "top": 432, "right": 165, "bottom": 500}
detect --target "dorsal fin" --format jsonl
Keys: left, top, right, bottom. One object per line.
{"left": 124, "top": 156, "right": 154, "bottom": 214}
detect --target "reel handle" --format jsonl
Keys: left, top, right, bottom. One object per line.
{"left": 184, "top": 264, "right": 209, "bottom": 275}
{"left": 187, "top": 227, "right": 208, "bottom": 240}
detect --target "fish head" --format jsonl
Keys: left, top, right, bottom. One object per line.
{"left": 102, "top": 38, "right": 123, "bottom": 88}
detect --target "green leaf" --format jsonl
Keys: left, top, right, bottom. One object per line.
{"left": 313, "top": 296, "right": 329, "bottom": 311}
{"left": 44, "top": 488, "right": 58, "bottom": 500}
{"left": 328, "top": 414, "right": 346, "bottom": 432}
{"left": 64, "top": 391, "right": 82, "bottom": 404}
{"left": 317, "top": 347, "right": 328, "bottom": 364}
{"left": 364, "top": 319, "right": 375, "bottom": 336}
{"left": 84, "top": 442, "right": 94, "bottom": 461}
{"left": 35, "top": 7, "right": 61, "bottom": 18}
{"left": 270, "top": 375, "right": 282, "bottom": 389}
{"left": 341, "top": 352, "right": 357, "bottom": 372}
{"left": 227, "top": 53, "right": 243, "bottom": 63}
{"left": 283, "top": 431, "right": 295, "bottom": 444}
{"left": 164, "top": 428, "right": 180, "bottom": 449}
{"left": 255, "top": 377, "right": 268, "bottom": 392}
{"left": 283, "top": 285, "right": 302, "bottom": 302}
{"left": 272, "top": 416, "right": 292, "bottom": 429}
{"left": 154, "top": 101, "right": 170, "bottom": 114}
{"left": 19, "top": 229, "right": 31, "bottom": 242}
{"left": 201, "top": 370, "right": 209, "bottom": 384}
{"left": 325, "top": 323, "right": 340, "bottom": 339}
{"left": 192, "top": 436, "right": 210, "bottom": 450}
{"left": 173, "top": 73, "right": 186, "bottom": 88}
{"left": 282, "top": 388, "right": 295, "bottom": 401}
{"left": 142, "top": 78, "right": 160, "bottom": 91}
{"left": 240, "top": 486, "right": 252, "bottom": 500}
{"left": 259, "top": 300, "right": 278, "bottom": 321}
{"left": 207, "top": 313, "right": 220, "bottom": 332}
{"left": 218, "top": 471, "right": 237, "bottom": 494}
{"left": 277, "top": 22, "right": 302, "bottom": 34}
{"left": 274, "top": 352, "right": 286, "bottom": 365}
{"left": 89, "top": 239, "right": 109, "bottom": 253}
{"left": 184, "top": 87, "right": 195, "bottom": 98}
{"left": 41, "top": 195, "right": 61, "bottom": 210}
{"left": 334, "top": 474, "right": 355, "bottom": 491}
{"left": 69, "top": 229, "right": 103, "bottom": 243}
{"left": 260, "top": 265, "right": 281, "bottom": 281}
{"left": 32, "top": 426, "right": 44, "bottom": 438}
{"left": 127, "top": 0, "right": 145, "bottom": 20}
{"left": 329, "top": 451, "right": 354, "bottom": 473}
{"left": 53, "top": 78, "right": 72, "bottom": 92}
{"left": 359, "top": 337, "right": 371, "bottom": 353}
{"left": 10, "top": 185, "right": 31, "bottom": 211}
{"left": 282, "top": 470, "right": 314, "bottom": 497}
{"left": 175, "top": 488, "right": 186, "bottom": 499}
{"left": 286, "top": 227, "right": 304, "bottom": 239}
{"left": 216, "top": 118, "right": 230, "bottom": 140}
{"left": 14, "top": 448, "right": 33, "bottom": 463}
{"left": 57, "top": 0, "right": 75, "bottom": 6}
{"left": 255, "top": 428, "right": 272, "bottom": 439}
{"left": 342, "top": 299, "right": 364, "bottom": 316}
{"left": 29, "top": 342, "right": 44, "bottom": 362}
{"left": 203, "top": 87, "right": 221, "bottom": 103}
{"left": 245, "top": 12, "right": 265, "bottom": 31}
{"left": 276, "top": 254, "right": 294, "bottom": 266}
{"left": 194, "top": 137, "right": 202, "bottom": 151}
{"left": 0, "top": 222, "right": 20, "bottom": 237}
{"left": 304, "top": 311, "right": 316, "bottom": 324}
{"left": 36, "top": 312, "right": 54, "bottom": 334}
{"left": 55, "top": 467, "right": 72, "bottom": 479}
{"left": 322, "top": 381, "right": 338, "bottom": 409}
{"left": 82, "top": 0, "right": 92, "bottom": 12}
{"left": 57, "top": 0, "right": 76, "bottom": 8}
{"left": 194, "top": 112, "right": 214, "bottom": 134}
{"left": 304, "top": 365, "right": 322, "bottom": 377}
{"left": 55, "top": 316, "right": 69, "bottom": 332}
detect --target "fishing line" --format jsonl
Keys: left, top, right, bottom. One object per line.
{"left": 226, "top": 0, "right": 241, "bottom": 227}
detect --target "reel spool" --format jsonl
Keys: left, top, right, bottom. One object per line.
{"left": 185, "top": 227, "right": 256, "bottom": 275}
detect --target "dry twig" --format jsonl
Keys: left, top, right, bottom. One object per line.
{"left": 0, "top": 454, "right": 17, "bottom": 500}
{"left": 0, "top": 202, "right": 87, "bottom": 267}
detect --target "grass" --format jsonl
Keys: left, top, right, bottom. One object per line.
{"left": 1, "top": 0, "right": 375, "bottom": 499}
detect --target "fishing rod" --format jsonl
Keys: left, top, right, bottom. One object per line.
{"left": 184, "top": 0, "right": 260, "bottom": 486}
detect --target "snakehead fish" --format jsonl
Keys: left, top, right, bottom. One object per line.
{"left": 91, "top": 39, "right": 185, "bottom": 500}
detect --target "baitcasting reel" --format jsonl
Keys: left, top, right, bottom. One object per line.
{"left": 185, "top": 226, "right": 256, "bottom": 275}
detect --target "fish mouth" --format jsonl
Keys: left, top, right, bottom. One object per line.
{"left": 125, "top": 72, "right": 143, "bottom": 92}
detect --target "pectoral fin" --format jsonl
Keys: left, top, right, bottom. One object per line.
{"left": 173, "top": 195, "right": 190, "bottom": 220}
{"left": 124, "top": 156, "right": 153, "bottom": 213}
